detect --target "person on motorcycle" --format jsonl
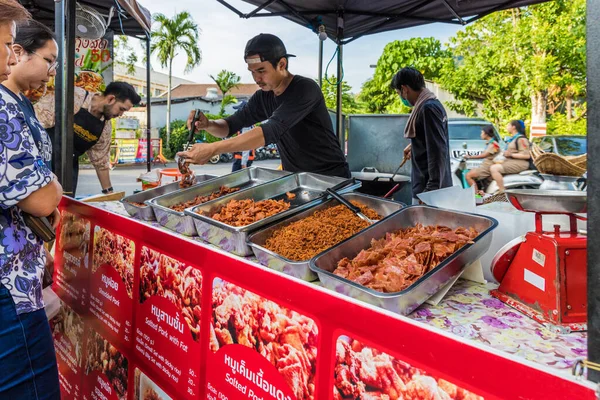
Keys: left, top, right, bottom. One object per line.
{"left": 179, "top": 33, "right": 350, "bottom": 178}
{"left": 489, "top": 120, "right": 532, "bottom": 193}
{"left": 230, "top": 101, "right": 255, "bottom": 172}
{"left": 463, "top": 125, "right": 501, "bottom": 187}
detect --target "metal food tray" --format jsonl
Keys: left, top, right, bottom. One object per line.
{"left": 310, "top": 205, "right": 498, "bottom": 315}
{"left": 121, "top": 174, "right": 217, "bottom": 221}
{"left": 505, "top": 189, "right": 587, "bottom": 214}
{"left": 148, "top": 167, "right": 292, "bottom": 236}
{"left": 184, "top": 173, "right": 362, "bottom": 256}
{"left": 247, "top": 193, "right": 405, "bottom": 281}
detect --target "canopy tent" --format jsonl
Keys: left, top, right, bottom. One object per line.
{"left": 217, "top": 0, "right": 599, "bottom": 384}
{"left": 19, "top": 0, "right": 153, "bottom": 191}
{"left": 20, "top": 0, "right": 151, "bottom": 36}
{"left": 217, "top": 0, "right": 552, "bottom": 146}
{"left": 218, "top": 0, "right": 549, "bottom": 44}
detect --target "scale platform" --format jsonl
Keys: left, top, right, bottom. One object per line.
{"left": 490, "top": 189, "right": 587, "bottom": 333}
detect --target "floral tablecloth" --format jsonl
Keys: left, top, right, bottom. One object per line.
{"left": 92, "top": 201, "right": 587, "bottom": 377}
{"left": 410, "top": 279, "right": 587, "bottom": 375}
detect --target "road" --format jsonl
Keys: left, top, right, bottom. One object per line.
{"left": 76, "top": 159, "right": 281, "bottom": 197}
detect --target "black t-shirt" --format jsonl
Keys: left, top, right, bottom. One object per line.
{"left": 225, "top": 75, "right": 350, "bottom": 178}
{"left": 410, "top": 99, "right": 453, "bottom": 197}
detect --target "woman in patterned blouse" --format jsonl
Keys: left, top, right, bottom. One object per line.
{"left": 0, "top": 12, "right": 63, "bottom": 399}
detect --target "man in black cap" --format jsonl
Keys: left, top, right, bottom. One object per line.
{"left": 179, "top": 33, "right": 350, "bottom": 178}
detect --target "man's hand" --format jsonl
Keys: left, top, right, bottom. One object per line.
{"left": 504, "top": 150, "right": 513, "bottom": 158}
{"left": 49, "top": 208, "right": 60, "bottom": 230}
{"left": 187, "top": 110, "right": 209, "bottom": 132}
{"left": 403, "top": 143, "right": 412, "bottom": 161}
{"left": 177, "top": 143, "right": 217, "bottom": 165}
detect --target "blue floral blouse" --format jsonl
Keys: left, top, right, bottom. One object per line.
{"left": 0, "top": 85, "right": 53, "bottom": 314}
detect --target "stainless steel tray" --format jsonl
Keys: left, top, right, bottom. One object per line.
{"left": 184, "top": 173, "right": 362, "bottom": 256}
{"left": 148, "top": 167, "right": 292, "bottom": 236}
{"left": 310, "top": 205, "right": 498, "bottom": 315}
{"left": 247, "top": 193, "right": 405, "bottom": 281}
{"left": 505, "top": 189, "right": 587, "bottom": 214}
{"left": 121, "top": 174, "right": 217, "bottom": 221}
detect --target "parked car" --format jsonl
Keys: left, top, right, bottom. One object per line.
{"left": 532, "top": 135, "right": 587, "bottom": 156}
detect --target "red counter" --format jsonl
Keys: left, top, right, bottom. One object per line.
{"left": 50, "top": 197, "right": 595, "bottom": 400}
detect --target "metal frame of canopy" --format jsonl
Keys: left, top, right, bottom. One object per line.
{"left": 217, "top": 0, "right": 599, "bottom": 384}
{"left": 19, "top": 0, "right": 154, "bottom": 193}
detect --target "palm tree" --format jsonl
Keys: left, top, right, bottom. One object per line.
{"left": 210, "top": 70, "right": 240, "bottom": 116}
{"left": 151, "top": 11, "right": 201, "bottom": 145}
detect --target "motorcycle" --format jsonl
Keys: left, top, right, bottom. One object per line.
{"left": 454, "top": 157, "right": 543, "bottom": 194}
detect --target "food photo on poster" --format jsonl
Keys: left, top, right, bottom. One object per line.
{"left": 209, "top": 278, "right": 319, "bottom": 400}
{"left": 89, "top": 225, "right": 135, "bottom": 347}
{"left": 333, "top": 335, "right": 484, "bottom": 400}
{"left": 84, "top": 328, "right": 129, "bottom": 400}
{"left": 54, "top": 210, "right": 91, "bottom": 311}
{"left": 139, "top": 247, "right": 202, "bottom": 341}
{"left": 135, "top": 247, "right": 202, "bottom": 399}
{"left": 134, "top": 368, "right": 174, "bottom": 400}
{"left": 50, "top": 300, "right": 85, "bottom": 399}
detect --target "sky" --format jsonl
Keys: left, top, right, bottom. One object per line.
{"left": 132, "top": 0, "right": 463, "bottom": 92}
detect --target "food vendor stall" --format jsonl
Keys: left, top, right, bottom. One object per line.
{"left": 47, "top": 1, "right": 599, "bottom": 400}
{"left": 24, "top": 0, "right": 153, "bottom": 193}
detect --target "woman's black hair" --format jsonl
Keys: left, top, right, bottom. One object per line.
{"left": 509, "top": 119, "right": 525, "bottom": 135}
{"left": 15, "top": 20, "right": 56, "bottom": 53}
{"left": 482, "top": 125, "right": 500, "bottom": 142}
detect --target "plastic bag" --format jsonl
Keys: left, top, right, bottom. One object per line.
{"left": 137, "top": 170, "right": 161, "bottom": 190}
{"left": 43, "top": 286, "right": 61, "bottom": 320}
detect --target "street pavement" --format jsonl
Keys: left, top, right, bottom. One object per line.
{"left": 76, "top": 159, "right": 281, "bottom": 197}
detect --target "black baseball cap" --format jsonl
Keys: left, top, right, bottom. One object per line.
{"left": 244, "top": 33, "right": 296, "bottom": 64}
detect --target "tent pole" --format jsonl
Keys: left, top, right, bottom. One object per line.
{"left": 587, "top": 0, "right": 600, "bottom": 384}
{"left": 54, "top": 0, "right": 76, "bottom": 194}
{"left": 336, "top": 42, "right": 343, "bottom": 146}
{"left": 318, "top": 40, "right": 323, "bottom": 88}
{"left": 146, "top": 36, "right": 152, "bottom": 172}
{"left": 335, "top": 10, "right": 344, "bottom": 148}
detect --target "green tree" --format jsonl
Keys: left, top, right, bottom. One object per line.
{"left": 440, "top": 0, "right": 586, "bottom": 130}
{"left": 320, "top": 77, "right": 363, "bottom": 114}
{"left": 114, "top": 35, "right": 137, "bottom": 74}
{"left": 151, "top": 11, "right": 202, "bottom": 145}
{"left": 210, "top": 70, "right": 241, "bottom": 116}
{"left": 359, "top": 37, "right": 453, "bottom": 113}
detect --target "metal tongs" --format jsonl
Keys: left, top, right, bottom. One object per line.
{"left": 176, "top": 110, "right": 203, "bottom": 187}
{"left": 325, "top": 182, "right": 379, "bottom": 225}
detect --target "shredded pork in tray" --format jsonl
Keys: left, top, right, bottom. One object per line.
{"left": 264, "top": 201, "right": 382, "bottom": 261}
{"left": 333, "top": 224, "right": 479, "bottom": 293}
{"left": 169, "top": 186, "right": 240, "bottom": 212}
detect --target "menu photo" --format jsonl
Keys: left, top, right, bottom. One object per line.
{"left": 89, "top": 225, "right": 135, "bottom": 349}
{"left": 134, "top": 368, "right": 174, "bottom": 400}
{"left": 83, "top": 328, "right": 129, "bottom": 400}
{"left": 134, "top": 246, "right": 202, "bottom": 399}
{"left": 50, "top": 300, "right": 85, "bottom": 399}
{"left": 333, "top": 334, "right": 484, "bottom": 400}
{"left": 207, "top": 278, "right": 319, "bottom": 400}
{"left": 54, "top": 210, "right": 91, "bottom": 312}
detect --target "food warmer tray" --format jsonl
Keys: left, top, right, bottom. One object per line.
{"left": 505, "top": 189, "right": 587, "bottom": 214}
{"left": 121, "top": 174, "right": 218, "bottom": 221}
{"left": 247, "top": 193, "right": 405, "bottom": 281}
{"left": 310, "top": 205, "right": 498, "bottom": 315}
{"left": 148, "top": 167, "right": 292, "bottom": 236}
{"left": 184, "top": 173, "right": 362, "bottom": 256}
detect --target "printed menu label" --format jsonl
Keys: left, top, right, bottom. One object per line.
{"left": 134, "top": 247, "right": 202, "bottom": 399}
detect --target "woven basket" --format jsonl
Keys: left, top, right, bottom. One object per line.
{"left": 565, "top": 154, "right": 587, "bottom": 169}
{"left": 483, "top": 192, "right": 509, "bottom": 205}
{"left": 534, "top": 152, "right": 586, "bottom": 176}
{"left": 531, "top": 144, "right": 546, "bottom": 161}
